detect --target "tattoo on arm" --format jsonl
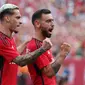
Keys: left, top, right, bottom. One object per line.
{"left": 13, "top": 47, "right": 46, "bottom": 66}
{"left": 51, "top": 62, "right": 61, "bottom": 74}
{"left": 51, "top": 53, "right": 65, "bottom": 74}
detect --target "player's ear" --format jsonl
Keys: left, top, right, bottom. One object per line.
{"left": 4, "top": 15, "right": 10, "bottom": 23}
{"left": 34, "top": 19, "right": 40, "bottom": 28}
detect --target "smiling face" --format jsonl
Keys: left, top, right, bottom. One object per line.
{"left": 39, "top": 13, "right": 54, "bottom": 38}
{"left": 6, "top": 9, "right": 22, "bottom": 33}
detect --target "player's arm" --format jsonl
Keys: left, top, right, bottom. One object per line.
{"left": 42, "top": 43, "right": 71, "bottom": 78}
{"left": 13, "top": 38, "right": 52, "bottom": 66}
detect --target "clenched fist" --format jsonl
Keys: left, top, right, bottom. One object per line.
{"left": 59, "top": 42, "right": 71, "bottom": 57}
{"left": 42, "top": 38, "right": 52, "bottom": 51}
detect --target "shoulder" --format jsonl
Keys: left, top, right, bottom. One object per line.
{"left": 0, "top": 32, "right": 12, "bottom": 47}
{"left": 0, "top": 33, "right": 7, "bottom": 46}
{"left": 27, "top": 38, "right": 37, "bottom": 51}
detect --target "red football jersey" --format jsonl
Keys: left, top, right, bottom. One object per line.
{"left": 0, "top": 32, "right": 19, "bottom": 85}
{"left": 26, "top": 38, "right": 57, "bottom": 85}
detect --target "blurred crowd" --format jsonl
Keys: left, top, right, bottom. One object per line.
{"left": 1, "top": 0, "right": 85, "bottom": 85}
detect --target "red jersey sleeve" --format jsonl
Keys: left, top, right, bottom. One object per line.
{"left": 35, "top": 50, "right": 53, "bottom": 69}
{"left": 0, "top": 39, "right": 19, "bottom": 63}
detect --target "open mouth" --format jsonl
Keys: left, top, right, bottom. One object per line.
{"left": 49, "top": 29, "right": 53, "bottom": 33}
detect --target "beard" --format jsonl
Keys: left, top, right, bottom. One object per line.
{"left": 41, "top": 30, "right": 51, "bottom": 38}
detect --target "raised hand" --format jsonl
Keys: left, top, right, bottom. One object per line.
{"left": 42, "top": 38, "right": 52, "bottom": 51}
{"left": 59, "top": 42, "right": 71, "bottom": 57}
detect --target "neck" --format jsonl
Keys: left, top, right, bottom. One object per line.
{"left": 34, "top": 31, "right": 46, "bottom": 41}
{"left": 0, "top": 21, "right": 12, "bottom": 38}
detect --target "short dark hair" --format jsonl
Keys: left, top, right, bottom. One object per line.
{"left": 32, "top": 9, "right": 51, "bottom": 25}
{"left": 0, "top": 8, "right": 19, "bottom": 20}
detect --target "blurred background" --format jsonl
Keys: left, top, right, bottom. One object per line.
{"left": 1, "top": 0, "right": 85, "bottom": 85}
